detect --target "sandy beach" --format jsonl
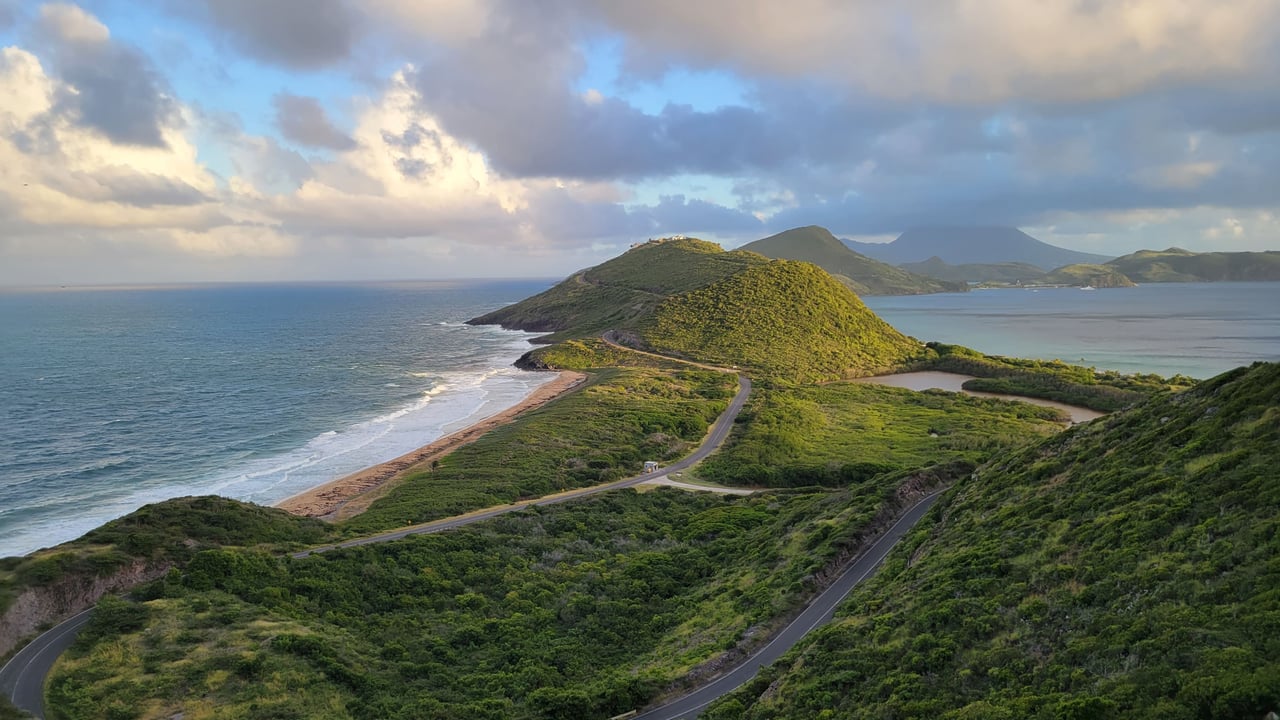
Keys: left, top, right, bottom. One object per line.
{"left": 275, "top": 370, "right": 587, "bottom": 520}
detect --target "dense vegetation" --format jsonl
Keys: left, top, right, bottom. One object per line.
{"left": 338, "top": 367, "right": 737, "bottom": 534}
{"left": 1039, "top": 263, "right": 1136, "bottom": 288}
{"left": 916, "top": 343, "right": 1195, "bottom": 412}
{"left": 739, "top": 226, "right": 966, "bottom": 295}
{"left": 1, "top": 498, "right": 329, "bottom": 616}
{"left": 899, "top": 257, "right": 1046, "bottom": 284}
{"left": 467, "top": 238, "right": 766, "bottom": 341}
{"left": 48, "top": 481, "right": 938, "bottom": 720}
{"left": 710, "top": 362, "right": 1280, "bottom": 719}
{"left": 1106, "top": 247, "right": 1280, "bottom": 282}
{"left": 516, "top": 338, "right": 688, "bottom": 372}
{"left": 698, "top": 383, "right": 1065, "bottom": 488}
{"left": 645, "top": 261, "right": 922, "bottom": 382}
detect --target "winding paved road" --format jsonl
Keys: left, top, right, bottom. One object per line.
{"left": 632, "top": 489, "right": 946, "bottom": 720}
{"left": 0, "top": 608, "right": 93, "bottom": 719}
{"left": 0, "top": 370, "right": 750, "bottom": 717}
{"left": 2, "top": 337, "right": 943, "bottom": 720}
{"left": 294, "top": 373, "right": 751, "bottom": 557}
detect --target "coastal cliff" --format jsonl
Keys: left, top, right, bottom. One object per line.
{"left": 0, "top": 560, "right": 171, "bottom": 658}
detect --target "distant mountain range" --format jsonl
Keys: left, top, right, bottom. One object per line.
{"left": 843, "top": 226, "right": 1112, "bottom": 268}
{"left": 739, "top": 226, "right": 967, "bottom": 295}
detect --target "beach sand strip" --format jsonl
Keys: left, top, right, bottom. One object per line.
{"left": 275, "top": 371, "right": 587, "bottom": 520}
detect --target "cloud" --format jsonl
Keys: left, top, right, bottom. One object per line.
{"left": 591, "top": 0, "right": 1280, "bottom": 104}
{"left": 273, "top": 93, "right": 355, "bottom": 150}
{"left": 197, "top": 0, "right": 358, "bottom": 69}
{"left": 33, "top": 4, "right": 177, "bottom": 147}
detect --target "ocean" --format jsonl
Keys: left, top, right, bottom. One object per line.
{"left": 863, "top": 282, "right": 1280, "bottom": 379}
{"left": 2, "top": 280, "right": 1277, "bottom": 557}
{"left": 0, "top": 281, "right": 556, "bottom": 557}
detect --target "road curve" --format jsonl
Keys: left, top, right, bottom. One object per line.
{"left": 0, "top": 608, "right": 93, "bottom": 719}
{"left": 2, "top": 358, "right": 751, "bottom": 717}
{"left": 294, "top": 373, "right": 750, "bottom": 557}
{"left": 632, "top": 489, "right": 946, "bottom": 720}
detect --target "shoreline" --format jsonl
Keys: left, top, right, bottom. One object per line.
{"left": 275, "top": 370, "right": 587, "bottom": 520}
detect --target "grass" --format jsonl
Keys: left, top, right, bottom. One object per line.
{"left": 699, "top": 382, "right": 1066, "bottom": 487}
{"left": 338, "top": 367, "right": 738, "bottom": 535}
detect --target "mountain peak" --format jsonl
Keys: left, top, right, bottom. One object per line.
{"left": 844, "top": 225, "right": 1112, "bottom": 268}
{"left": 739, "top": 226, "right": 967, "bottom": 296}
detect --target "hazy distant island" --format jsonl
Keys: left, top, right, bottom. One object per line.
{"left": 854, "top": 225, "right": 1280, "bottom": 288}
{"left": 2, "top": 236, "right": 1275, "bottom": 719}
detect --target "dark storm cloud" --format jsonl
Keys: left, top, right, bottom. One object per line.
{"left": 35, "top": 8, "right": 176, "bottom": 147}
{"left": 199, "top": 0, "right": 357, "bottom": 69}
{"left": 273, "top": 93, "right": 356, "bottom": 150}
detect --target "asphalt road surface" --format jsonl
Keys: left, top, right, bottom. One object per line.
{"left": 631, "top": 489, "right": 946, "bottom": 720}
{"left": 1, "top": 373, "right": 751, "bottom": 716}
{"left": 0, "top": 608, "right": 94, "bottom": 719}
{"left": 294, "top": 374, "right": 751, "bottom": 557}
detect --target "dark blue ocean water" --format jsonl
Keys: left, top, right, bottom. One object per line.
{"left": 862, "top": 282, "right": 1280, "bottom": 378}
{"left": 0, "top": 281, "right": 554, "bottom": 557}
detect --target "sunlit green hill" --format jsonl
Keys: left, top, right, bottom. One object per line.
{"left": 471, "top": 237, "right": 923, "bottom": 380}
{"left": 1040, "top": 262, "right": 1136, "bottom": 288}
{"left": 468, "top": 238, "right": 767, "bottom": 340}
{"left": 713, "top": 361, "right": 1280, "bottom": 719}
{"left": 644, "top": 260, "right": 920, "bottom": 381}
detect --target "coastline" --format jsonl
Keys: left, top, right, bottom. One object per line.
{"left": 275, "top": 370, "right": 587, "bottom": 520}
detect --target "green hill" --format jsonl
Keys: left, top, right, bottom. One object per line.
{"left": 1040, "top": 263, "right": 1137, "bottom": 288}
{"left": 644, "top": 260, "right": 920, "bottom": 382}
{"left": 900, "top": 256, "right": 1047, "bottom": 283}
{"left": 740, "top": 226, "right": 967, "bottom": 295}
{"left": 712, "top": 361, "right": 1280, "bottom": 719}
{"left": 1106, "top": 247, "right": 1280, "bottom": 283}
{"left": 471, "top": 237, "right": 923, "bottom": 379}
{"left": 468, "top": 238, "right": 767, "bottom": 341}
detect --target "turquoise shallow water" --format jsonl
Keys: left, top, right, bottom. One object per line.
{"left": 0, "top": 280, "right": 555, "bottom": 557}
{"left": 862, "top": 282, "right": 1280, "bottom": 379}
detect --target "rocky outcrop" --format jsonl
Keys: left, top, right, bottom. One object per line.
{"left": 0, "top": 560, "right": 171, "bottom": 657}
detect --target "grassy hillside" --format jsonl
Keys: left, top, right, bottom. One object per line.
{"left": 698, "top": 382, "right": 1065, "bottom": 488}
{"left": 711, "top": 362, "right": 1280, "bottom": 719}
{"left": 1040, "top": 263, "right": 1137, "bottom": 288}
{"left": 49, "top": 479, "right": 945, "bottom": 720}
{"left": 740, "top": 226, "right": 966, "bottom": 295}
{"left": 1106, "top": 247, "right": 1280, "bottom": 283}
{"left": 899, "top": 256, "right": 1046, "bottom": 284}
{"left": 1, "top": 497, "right": 329, "bottom": 616}
{"left": 644, "top": 260, "right": 922, "bottom": 382}
{"left": 340, "top": 367, "right": 737, "bottom": 534}
{"left": 467, "top": 238, "right": 766, "bottom": 341}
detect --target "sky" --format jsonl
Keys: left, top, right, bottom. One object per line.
{"left": 1, "top": 0, "right": 1279, "bottom": 285}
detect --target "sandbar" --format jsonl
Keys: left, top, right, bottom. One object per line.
{"left": 275, "top": 370, "right": 587, "bottom": 520}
